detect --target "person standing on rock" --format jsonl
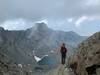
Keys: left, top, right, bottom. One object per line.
{"left": 60, "top": 43, "right": 67, "bottom": 64}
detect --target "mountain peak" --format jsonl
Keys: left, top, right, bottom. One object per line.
{"left": 34, "top": 22, "right": 48, "bottom": 30}
{"left": 0, "top": 27, "right": 4, "bottom": 31}
{"left": 26, "top": 22, "right": 50, "bottom": 38}
{"left": 28, "top": 22, "right": 50, "bottom": 34}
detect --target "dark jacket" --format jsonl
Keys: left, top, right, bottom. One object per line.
{"left": 60, "top": 46, "right": 67, "bottom": 54}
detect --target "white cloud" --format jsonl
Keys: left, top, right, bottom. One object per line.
{"left": 67, "top": 18, "right": 73, "bottom": 23}
{"left": 0, "top": 18, "right": 33, "bottom": 30}
{"left": 36, "top": 19, "right": 48, "bottom": 24}
{"left": 75, "top": 15, "right": 100, "bottom": 28}
{"left": 85, "top": 0, "right": 100, "bottom": 7}
{"left": 0, "top": 0, "right": 100, "bottom": 23}
{"left": 75, "top": 16, "right": 88, "bottom": 27}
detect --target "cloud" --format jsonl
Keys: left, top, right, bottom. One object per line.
{"left": 0, "top": 0, "right": 100, "bottom": 23}
{"left": 0, "top": 18, "right": 34, "bottom": 30}
{"left": 0, "top": 0, "right": 100, "bottom": 36}
{"left": 75, "top": 15, "right": 100, "bottom": 28}
{"left": 36, "top": 19, "right": 48, "bottom": 24}
{"left": 85, "top": 0, "right": 100, "bottom": 7}
{"left": 67, "top": 18, "right": 73, "bottom": 23}
{"left": 75, "top": 16, "right": 88, "bottom": 27}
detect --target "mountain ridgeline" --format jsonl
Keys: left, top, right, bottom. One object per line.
{"left": 0, "top": 22, "right": 86, "bottom": 64}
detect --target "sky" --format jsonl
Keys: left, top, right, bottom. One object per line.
{"left": 0, "top": 0, "right": 100, "bottom": 36}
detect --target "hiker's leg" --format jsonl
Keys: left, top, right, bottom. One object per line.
{"left": 63, "top": 54, "right": 66, "bottom": 64}
{"left": 63, "top": 56, "right": 65, "bottom": 64}
{"left": 64, "top": 57, "right": 66, "bottom": 64}
{"left": 63, "top": 57, "right": 65, "bottom": 64}
{"left": 61, "top": 54, "right": 63, "bottom": 64}
{"left": 62, "top": 57, "right": 64, "bottom": 64}
{"left": 62, "top": 58, "right": 63, "bottom": 64}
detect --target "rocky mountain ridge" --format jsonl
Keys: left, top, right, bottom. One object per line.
{"left": 0, "top": 22, "right": 86, "bottom": 64}
{"left": 68, "top": 31, "right": 100, "bottom": 75}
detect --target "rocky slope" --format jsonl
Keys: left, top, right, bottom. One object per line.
{"left": 45, "top": 64, "right": 75, "bottom": 75}
{"left": 0, "top": 52, "right": 55, "bottom": 75}
{"left": 0, "top": 52, "right": 32, "bottom": 75}
{"left": 68, "top": 32, "right": 100, "bottom": 75}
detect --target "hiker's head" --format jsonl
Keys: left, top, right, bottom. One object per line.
{"left": 62, "top": 43, "right": 65, "bottom": 47}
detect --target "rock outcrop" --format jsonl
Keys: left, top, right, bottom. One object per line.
{"left": 0, "top": 52, "right": 34, "bottom": 75}
{"left": 45, "top": 65, "right": 75, "bottom": 75}
{"left": 68, "top": 32, "right": 100, "bottom": 75}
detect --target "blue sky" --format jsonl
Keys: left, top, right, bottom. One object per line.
{"left": 0, "top": 0, "right": 100, "bottom": 36}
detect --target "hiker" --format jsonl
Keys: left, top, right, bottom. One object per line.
{"left": 60, "top": 43, "right": 67, "bottom": 64}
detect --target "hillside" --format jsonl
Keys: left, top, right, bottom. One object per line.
{"left": 45, "top": 64, "right": 75, "bottom": 75}
{"left": 68, "top": 31, "right": 100, "bottom": 75}
{"left": 0, "top": 22, "right": 86, "bottom": 64}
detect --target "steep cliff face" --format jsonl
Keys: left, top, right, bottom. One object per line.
{"left": 69, "top": 32, "right": 100, "bottom": 75}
